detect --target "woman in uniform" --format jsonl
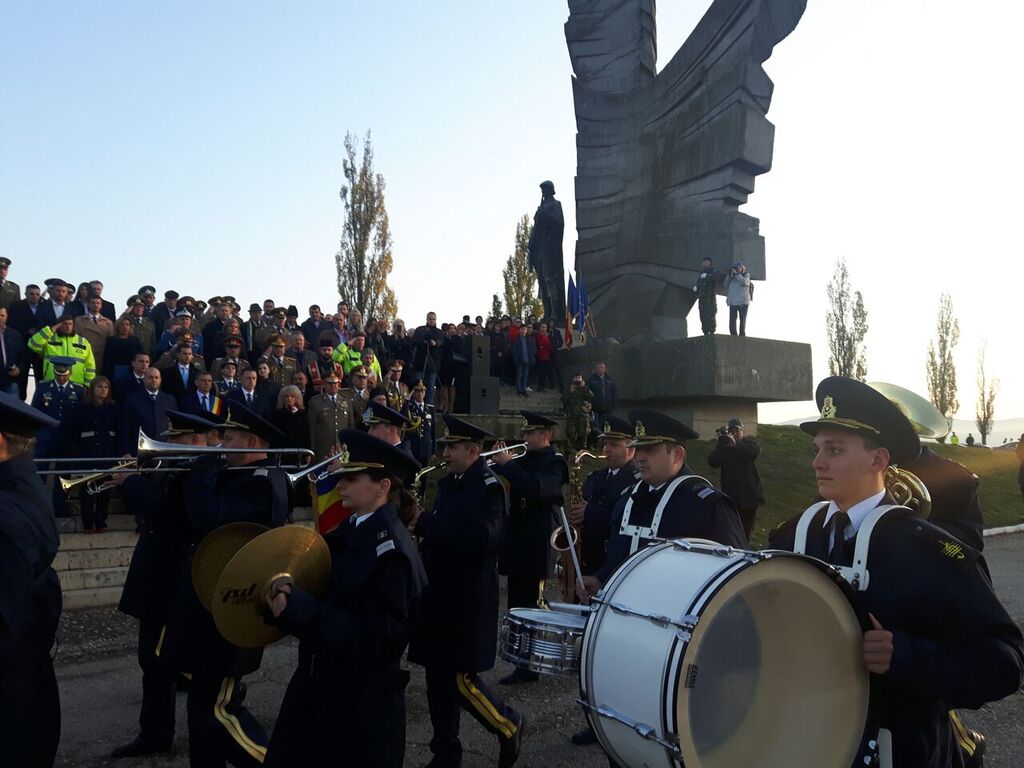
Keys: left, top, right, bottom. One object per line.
{"left": 264, "top": 429, "right": 426, "bottom": 767}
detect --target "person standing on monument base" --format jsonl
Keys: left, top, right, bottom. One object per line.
{"left": 692, "top": 256, "right": 719, "bottom": 335}
{"left": 724, "top": 261, "right": 751, "bottom": 336}
{"left": 586, "top": 361, "right": 617, "bottom": 426}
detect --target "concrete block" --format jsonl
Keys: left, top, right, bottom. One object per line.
{"left": 59, "top": 566, "right": 130, "bottom": 592}
{"left": 52, "top": 546, "right": 135, "bottom": 572}
{"left": 62, "top": 586, "right": 123, "bottom": 610}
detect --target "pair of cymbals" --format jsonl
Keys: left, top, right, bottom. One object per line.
{"left": 191, "top": 523, "right": 332, "bottom": 648}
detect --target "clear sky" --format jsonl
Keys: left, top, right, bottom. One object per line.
{"left": 2, "top": 1, "right": 1019, "bottom": 426}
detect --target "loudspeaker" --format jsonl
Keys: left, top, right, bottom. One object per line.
{"left": 471, "top": 335, "right": 491, "bottom": 377}
{"left": 470, "top": 375, "right": 501, "bottom": 415}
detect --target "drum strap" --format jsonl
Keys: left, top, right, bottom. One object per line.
{"left": 619, "top": 475, "right": 712, "bottom": 555}
{"left": 792, "top": 501, "right": 829, "bottom": 555}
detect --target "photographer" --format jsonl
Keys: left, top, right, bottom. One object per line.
{"left": 724, "top": 261, "right": 751, "bottom": 336}
{"left": 707, "top": 417, "right": 764, "bottom": 538}
{"left": 562, "top": 372, "right": 594, "bottom": 451}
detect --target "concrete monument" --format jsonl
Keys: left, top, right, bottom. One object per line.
{"left": 566, "top": 0, "right": 807, "bottom": 342}
{"left": 558, "top": 0, "right": 812, "bottom": 431}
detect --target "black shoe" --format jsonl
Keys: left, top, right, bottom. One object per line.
{"left": 109, "top": 734, "right": 173, "bottom": 759}
{"left": 499, "top": 711, "right": 525, "bottom": 768}
{"left": 965, "top": 730, "right": 986, "bottom": 768}
{"left": 571, "top": 726, "right": 597, "bottom": 745}
{"left": 499, "top": 668, "right": 538, "bottom": 685}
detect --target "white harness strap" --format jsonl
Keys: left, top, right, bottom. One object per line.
{"left": 794, "top": 501, "right": 910, "bottom": 592}
{"left": 619, "top": 475, "right": 712, "bottom": 555}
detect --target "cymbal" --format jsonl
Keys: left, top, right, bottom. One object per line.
{"left": 868, "top": 381, "right": 950, "bottom": 440}
{"left": 192, "top": 523, "right": 269, "bottom": 612}
{"left": 212, "top": 525, "right": 331, "bottom": 648}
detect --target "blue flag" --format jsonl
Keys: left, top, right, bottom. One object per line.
{"left": 576, "top": 272, "right": 589, "bottom": 331}
{"left": 567, "top": 274, "right": 578, "bottom": 324}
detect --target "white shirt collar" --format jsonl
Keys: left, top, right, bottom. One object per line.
{"left": 608, "top": 467, "right": 620, "bottom": 476}
{"left": 648, "top": 481, "right": 667, "bottom": 492}
{"left": 823, "top": 488, "right": 887, "bottom": 542}
{"left": 353, "top": 510, "right": 375, "bottom": 527}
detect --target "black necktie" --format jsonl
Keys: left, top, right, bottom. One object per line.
{"left": 246, "top": 393, "right": 253, "bottom": 406}
{"left": 202, "top": 394, "right": 209, "bottom": 411}
{"left": 827, "top": 511, "right": 852, "bottom": 565}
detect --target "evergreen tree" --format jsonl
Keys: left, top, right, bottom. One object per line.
{"left": 335, "top": 131, "right": 398, "bottom": 325}
{"left": 926, "top": 292, "right": 960, "bottom": 438}
{"left": 501, "top": 214, "right": 544, "bottom": 320}
{"left": 825, "top": 257, "right": 869, "bottom": 381}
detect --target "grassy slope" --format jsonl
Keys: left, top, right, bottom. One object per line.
{"left": 685, "top": 425, "right": 1024, "bottom": 548}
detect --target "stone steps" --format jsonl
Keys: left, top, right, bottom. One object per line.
{"left": 498, "top": 384, "right": 564, "bottom": 415}
{"left": 59, "top": 565, "right": 130, "bottom": 592}
{"left": 62, "top": 586, "right": 124, "bottom": 611}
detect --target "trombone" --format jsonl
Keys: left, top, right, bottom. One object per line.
{"left": 137, "top": 432, "right": 314, "bottom": 462}
{"left": 59, "top": 459, "right": 167, "bottom": 495}
{"left": 286, "top": 450, "right": 348, "bottom": 486}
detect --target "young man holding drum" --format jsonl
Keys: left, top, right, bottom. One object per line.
{"left": 769, "top": 376, "right": 1023, "bottom": 767}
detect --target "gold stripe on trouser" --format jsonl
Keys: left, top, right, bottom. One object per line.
{"left": 154, "top": 625, "right": 167, "bottom": 658}
{"left": 948, "top": 711, "right": 976, "bottom": 756}
{"left": 215, "top": 678, "right": 267, "bottom": 763}
{"left": 455, "top": 673, "right": 516, "bottom": 740}
{"left": 536, "top": 579, "right": 547, "bottom": 610}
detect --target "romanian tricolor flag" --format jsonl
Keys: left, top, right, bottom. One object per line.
{"left": 209, "top": 395, "right": 225, "bottom": 418}
{"left": 312, "top": 474, "right": 351, "bottom": 534}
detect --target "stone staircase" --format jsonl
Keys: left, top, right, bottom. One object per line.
{"left": 56, "top": 508, "right": 315, "bottom": 610}
{"left": 497, "top": 383, "right": 564, "bottom": 415}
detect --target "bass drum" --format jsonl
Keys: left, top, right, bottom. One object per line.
{"left": 580, "top": 540, "right": 876, "bottom": 768}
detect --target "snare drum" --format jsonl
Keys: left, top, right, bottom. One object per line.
{"left": 500, "top": 607, "right": 587, "bottom": 675}
{"left": 580, "top": 540, "right": 876, "bottom": 768}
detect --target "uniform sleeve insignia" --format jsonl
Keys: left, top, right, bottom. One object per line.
{"left": 377, "top": 530, "right": 387, "bottom": 540}
{"left": 939, "top": 540, "right": 965, "bottom": 560}
{"left": 376, "top": 540, "right": 396, "bottom": 557}
{"left": 634, "top": 420, "right": 646, "bottom": 438}
{"left": 821, "top": 395, "right": 837, "bottom": 419}
{"left": 697, "top": 486, "right": 716, "bottom": 500}
{"left": 484, "top": 475, "right": 499, "bottom": 486}
{"left": 253, "top": 468, "right": 269, "bottom": 477}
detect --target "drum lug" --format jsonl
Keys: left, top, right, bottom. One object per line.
{"left": 577, "top": 699, "right": 681, "bottom": 755}
{"left": 590, "top": 596, "right": 698, "bottom": 636}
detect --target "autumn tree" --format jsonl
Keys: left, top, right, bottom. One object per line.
{"left": 501, "top": 214, "right": 544, "bottom": 320}
{"left": 975, "top": 343, "right": 998, "bottom": 446}
{"left": 490, "top": 294, "right": 503, "bottom": 320}
{"left": 335, "top": 131, "right": 398, "bottom": 325}
{"left": 826, "top": 257, "right": 869, "bottom": 381}
{"left": 926, "top": 292, "right": 960, "bottom": 438}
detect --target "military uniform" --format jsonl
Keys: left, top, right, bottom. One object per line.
{"left": 410, "top": 418, "right": 524, "bottom": 768}
{"left": 124, "top": 296, "right": 158, "bottom": 355}
{"left": 30, "top": 376, "right": 84, "bottom": 457}
{"left": 0, "top": 280, "right": 19, "bottom": 310}
{"left": 28, "top": 325, "right": 96, "bottom": 384}
{"left": 401, "top": 395, "right": 435, "bottom": 465}
{"left": 74, "top": 312, "right": 114, "bottom": 375}
{"left": 258, "top": 353, "right": 297, "bottom": 388}
{"left": 562, "top": 384, "right": 594, "bottom": 451}
{"left": 579, "top": 460, "right": 641, "bottom": 575}
{"left": 767, "top": 376, "right": 1024, "bottom": 768}
{"left": 307, "top": 391, "right": 352, "bottom": 458}
{"left": 0, "top": 394, "right": 62, "bottom": 767}
{"left": 265, "top": 431, "right": 427, "bottom": 768}
{"left": 494, "top": 415, "right": 568, "bottom": 612}
{"left": 177, "top": 410, "right": 290, "bottom": 768}
{"left": 209, "top": 354, "right": 251, "bottom": 382}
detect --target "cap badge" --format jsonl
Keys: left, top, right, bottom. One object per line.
{"left": 635, "top": 420, "right": 646, "bottom": 438}
{"left": 603, "top": 421, "right": 612, "bottom": 434}
{"left": 821, "top": 395, "right": 837, "bottom": 420}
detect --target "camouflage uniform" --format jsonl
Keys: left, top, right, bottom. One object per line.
{"left": 562, "top": 384, "right": 593, "bottom": 452}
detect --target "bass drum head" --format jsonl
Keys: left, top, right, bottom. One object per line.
{"left": 676, "top": 556, "right": 868, "bottom": 768}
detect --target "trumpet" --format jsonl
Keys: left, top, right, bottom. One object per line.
{"left": 483, "top": 442, "right": 527, "bottom": 465}
{"left": 286, "top": 451, "right": 347, "bottom": 486}
{"left": 137, "top": 432, "right": 314, "bottom": 462}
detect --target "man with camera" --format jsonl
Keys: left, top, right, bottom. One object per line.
{"left": 707, "top": 417, "right": 764, "bottom": 538}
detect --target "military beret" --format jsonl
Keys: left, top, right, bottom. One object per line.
{"left": 0, "top": 391, "right": 59, "bottom": 437}
{"left": 437, "top": 415, "right": 492, "bottom": 444}
{"left": 628, "top": 408, "right": 699, "bottom": 446}
{"left": 801, "top": 376, "right": 920, "bottom": 464}
{"left": 520, "top": 410, "right": 557, "bottom": 432}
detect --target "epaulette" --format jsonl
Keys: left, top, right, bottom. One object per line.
{"left": 484, "top": 475, "right": 500, "bottom": 487}
{"left": 375, "top": 528, "right": 396, "bottom": 558}
{"left": 684, "top": 476, "right": 719, "bottom": 501}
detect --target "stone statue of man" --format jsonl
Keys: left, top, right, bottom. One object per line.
{"left": 528, "top": 180, "right": 567, "bottom": 323}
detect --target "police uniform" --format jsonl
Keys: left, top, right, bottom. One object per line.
{"left": 177, "top": 406, "right": 290, "bottom": 768}
{"left": 265, "top": 430, "right": 427, "bottom": 768}
{"left": 110, "top": 412, "right": 214, "bottom": 759}
{"left": 768, "top": 377, "right": 1024, "bottom": 768}
{"left": 409, "top": 416, "right": 524, "bottom": 768}
{"left": 0, "top": 394, "right": 62, "bottom": 767}
{"left": 0, "top": 257, "right": 19, "bottom": 309}
{"left": 579, "top": 416, "right": 642, "bottom": 576}
{"left": 401, "top": 381, "right": 435, "bottom": 465}
{"left": 594, "top": 409, "right": 748, "bottom": 586}
{"left": 493, "top": 411, "right": 568, "bottom": 678}
{"left": 28, "top": 323, "right": 97, "bottom": 384}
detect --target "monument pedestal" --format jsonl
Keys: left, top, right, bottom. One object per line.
{"left": 557, "top": 335, "right": 812, "bottom": 437}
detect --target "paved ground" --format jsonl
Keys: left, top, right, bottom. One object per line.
{"left": 53, "top": 536, "right": 1024, "bottom": 767}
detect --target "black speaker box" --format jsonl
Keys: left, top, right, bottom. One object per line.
{"left": 470, "top": 375, "right": 501, "bottom": 414}
{"left": 471, "top": 335, "right": 491, "bottom": 377}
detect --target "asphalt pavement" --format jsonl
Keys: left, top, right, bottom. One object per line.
{"left": 53, "top": 535, "right": 1024, "bottom": 768}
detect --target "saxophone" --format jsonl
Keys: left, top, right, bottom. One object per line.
{"left": 551, "top": 450, "right": 605, "bottom": 602}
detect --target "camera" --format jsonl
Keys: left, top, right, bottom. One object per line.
{"left": 715, "top": 425, "right": 730, "bottom": 438}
